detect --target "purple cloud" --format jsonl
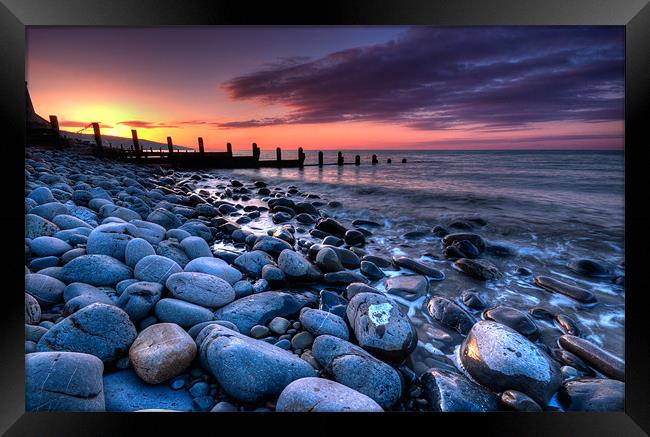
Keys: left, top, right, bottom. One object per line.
{"left": 220, "top": 27, "right": 624, "bottom": 131}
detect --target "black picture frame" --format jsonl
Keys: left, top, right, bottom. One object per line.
{"left": 1, "top": 1, "right": 648, "bottom": 435}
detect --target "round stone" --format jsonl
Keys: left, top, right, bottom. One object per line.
{"left": 276, "top": 377, "right": 383, "bottom": 412}
{"left": 129, "top": 323, "right": 197, "bottom": 384}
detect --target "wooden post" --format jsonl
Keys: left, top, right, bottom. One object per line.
{"left": 227, "top": 142, "right": 233, "bottom": 156}
{"left": 402, "top": 158, "right": 407, "bottom": 163}
{"left": 198, "top": 137, "right": 205, "bottom": 154}
{"left": 131, "top": 129, "right": 141, "bottom": 159}
{"left": 167, "top": 136, "right": 174, "bottom": 154}
{"left": 387, "top": 158, "right": 392, "bottom": 164}
{"left": 276, "top": 147, "right": 282, "bottom": 162}
{"left": 372, "top": 154, "right": 378, "bottom": 165}
{"left": 92, "top": 122, "right": 103, "bottom": 152}
{"left": 355, "top": 155, "right": 361, "bottom": 166}
{"left": 318, "top": 151, "right": 324, "bottom": 167}
{"left": 49, "top": 116, "right": 62, "bottom": 149}
{"left": 252, "top": 143, "right": 260, "bottom": 159}
{"left": 337, "top": 152, "right": 344, "bottom": 166}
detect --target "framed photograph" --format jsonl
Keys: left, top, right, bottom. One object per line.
{"left": 1, "top": 0, "right": 648, "bottom": 435}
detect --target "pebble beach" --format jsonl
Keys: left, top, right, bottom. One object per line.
{"left": 24, "top": 145, "right": 625, "bottom": 413}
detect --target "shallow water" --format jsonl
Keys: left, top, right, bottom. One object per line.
{"left": 196, "top": 150, "right": 625, "bottom": 360}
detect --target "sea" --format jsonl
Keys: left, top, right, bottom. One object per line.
{"left": 200, "top": 149, "right": 625, "bottom": 361}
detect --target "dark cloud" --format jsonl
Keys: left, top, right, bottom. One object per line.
{"left": 220, "top": 27, "right": 624, "bottom": 131}
{"left": 60, "top": 120, "right": 113, "bottom": 129}
{"left": 118, "top": 120, "right": 180, "bottom": 129}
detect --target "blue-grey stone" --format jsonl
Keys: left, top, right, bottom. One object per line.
{"left": 26, "top": 214, "right": 60, "bottom": 239}
{"left": 299, "top": 308, "right": 349, "bottom": 340}
{"left": 61, "top": 248, "right": 86, "bottom": 264}
{"left": 214, "top": 291, "right": 316, "bottom": 335}
{"left": 312, "top": 335, "right": 402, "bottom": 409}
{"left": 134, "top": 255, "right": 182, "bottom": 284}
{"left": 196, "top": 324, "right": 316, "bottom": 403}
{"left": 276, "top": 377, "right": 383, "bottom": 412}
{"left": 63, "top": 282, "right": 105, "bottom": 302}
{"left": 155, "top": 239, "right": 190, "bottom": 268}
{"left": 180, "top": 236, "right": 213, "bottom": 260}
{"left": 233, "top": 250, "right": 275, "bottom": 278}
{"left": 87, "top": 222, "right": 137, "bottom": 261}
{"left": 103, "top": 369, "right": 193, "bottom": 412}
{"left": 277, "top": 249, "right": 322, "bottom": 281}
{"left": 37, "top": 303, "right": 137, "bottom": 365}
{"left": 147, "top": 208, "right": 182, "bottom": 230}
{"left": 167, "top": 228, "right": 192, "bottom": 241}
{"left": 154, "top": 298, "right": 213, "bottom": 328}
{"left": 166, "top": 272, "right": 235, "bottom": 308}
{"left": 25, "top": 273, "right": 65, "bottom": 308}
{"left": 31, "top": 202, "right": 69, "bottom": 221}
{"left": 129, "top": 220, "right": 166, "bottom": 245}
{"left": 63, "top": 293, "right": 114, "bottom": 316}
{"left": 29, "top": 256, "right": 59, "bottom": 270}
{"left": 28, "top": 186, "right": 55, "bottom": 205}
{"left": 26, "top": 352, "right": 105, "bottom": 411}
{"left": 61, "top": 255, "right": 133, "bottom": 286}
{"left": 420, "top": 368, "right": 500, "bottom": 412}
{"left": 30, "top": 236, "right": 72, "bottom": 257}
{"left": 116, "top": 281, "right": 163, "bottom": 321}
{"left": 232, "top": 280, "right": 253, "bottom": 298}
{"left": 184, "top": 257, "right": 242, "bottom": 285}
{"left": 178, "top": 221, "right": 212, "bottom": 241}
{"left": 52, "top": 214, "right": 93, "bottom": 230}
{"left": 124, "top": 238, "right": 156, "bottom": 268}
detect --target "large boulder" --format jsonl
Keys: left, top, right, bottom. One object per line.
{"left": 277, "top": 249, "right": 322, "bottom": 282}
{"left": 37, "top": 303, "right": 137, "bottom": 364}
{"left": 134, "top": 255, "right": 182, "bottom": 284}
{"left": 25, "top": 273, "right": 65, "bottom": 309}
{"left": 61, "top": 255, "right": 132, "bottom": 286}
{"left": 276, "top": 377, "right": 383, "bottom": 412}
{"left": 459, "top": 321, "right": 561, "bottom": 405}
{"left": 311, "top": 335, "right": 402, "bottom": 409}
{"left": 196, "top": 324, "right": 316, "bottom": 403}
{"left": 184, "top": 257, "right": 243, "bottom": 285}
{"left": 166, "top": 272, "right": 235, "bottom": 309}
{"left": 26, "top": 352, "right": 105, "bottom": 411}
{"left": 213, "top": 291, "right": 316, "bottom": 335}
{"left": 420, "top": 368, "right": 500, "bottom": 412}
{"left": 129, "top": 323, "right": 196, "bottom": 384}
{"left": 86, "top": 222, "right": 137, "bottom": 261}
{"left": 346, "top": 292, "right": 417, "bottom": 361}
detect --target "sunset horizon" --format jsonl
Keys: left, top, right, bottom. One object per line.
{"left": 26, "top": 26, "right": 624, "bottom": 151}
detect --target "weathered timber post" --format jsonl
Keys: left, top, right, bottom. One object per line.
{"left": 355, "top": 155, "right": 361, "bottom": 166}
{"left": 252, "top": 143, "right": 260, "bottom": 159}
{"left": 49, "top": 115, "right": 62, "bottom": 149}
{"left": 198, "top": 137, "right": 205, "bottom": 155}
{"left": 387, "top": 158, "right": 392, "bottom": 164}
{"left": 402, "top": 158, "right": 407, "bottom": 163}
{"left": 372, "top": 154, "right": 378, "bottom": 164}
{"left": 92, "top": 122, "right": 103, "bottom": 155}
{"left": 131, "top": 129, "right": 141, "bottom": 160}
{"left": 167, "top": 136, "right": 174, "bottom": 154}
{"left": 227, "top": 142, "right": 233, "bottom": 156}
{"left": 318, "top": 151, "right": 324, "bottom": 167}
{"left": 276, "top": 147, "right": 282, "bottom": 162}
{"left": 298, "top": 147, "right": 305, "bottom": 167}
{"left": 337, "top": 152, "right": 344, "bottom": 166}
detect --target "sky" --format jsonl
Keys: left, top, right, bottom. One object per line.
{"left": 26, "top": 26, "right": 624, "bottom": 151}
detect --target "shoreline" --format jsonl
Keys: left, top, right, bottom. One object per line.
{"left": 24, "top": 145, "right": 625, "bottom": 412}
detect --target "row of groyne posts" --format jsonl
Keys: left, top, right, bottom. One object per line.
{"left": 70, "top": 120, "right": 408, "bottom": 168}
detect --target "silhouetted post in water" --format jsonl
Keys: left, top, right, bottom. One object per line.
{"left": 131, "top": 130, "right": 141, "bottom": 160}
{"left": 337, "top": 152, "right": 344, "bottom": 166}
{"left": 49, "top": 116, "right": 62, "bottom": 149}
{"left": 402, "top": 158, "right": 407, "bottom": 163}
{"left": 252, "top": 143, "right": 260, "bottom": 159}
{"left": 298, "top": 147, "right": 305, "bottom": 167}
{"left": 276, "top": 147, "right": 282, "bottom": 162}
{"left": 227, "top": 142, "right": 233, "bottom": 157}
{"left": 318, "top": 151, "right": 324, "bottom": 167}
{"left": 387, "top": 158, "right": 392, "bottom": 164}
{"left": 372, "top": 154, "right": 378, "bottom": 165}
{"left": 167, "top": 136, "right": 174, "bottom": 154}
{"left": 198, "top": 137, "right": 205, "bottom": 155}
{"left": 355, "top": 155, "right": 361, "bottom": 166}
{"left": 92, "top": 122, "right": 103, "bottom": 154}
{"left": 120, "top": 144, "right": 124, "bottom": 151}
